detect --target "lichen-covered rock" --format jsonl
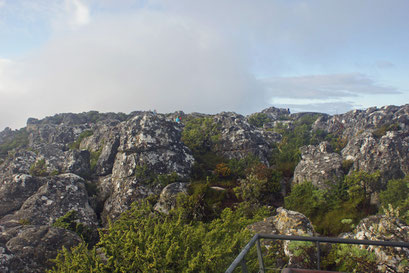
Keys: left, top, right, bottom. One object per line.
{"left": 0, "top": 173, "right": 97, "bottom": 227}
{"left": 112, "top": 114, "right": 194, "bottom": 179}
{"left": 342, "top": 214, "right": 409, "bottom": 272}
{"left": 0, "top": 175, "right": 44, "bottom": 218}
{"left": 0, "top": 225, "right": 81, "bottom": 273}
{"left": 154, "top": 182, "right": 189, "bottom": 214}
{"left": 213, "top": 112, "right": 276, "bottom": 165}
{"left": 248, "top": 207, "right": 317, "bottom": 269}
{"left": 101, "top": 177, "right": 160, "bottom": 225}
{"left": 342, "top": 131, "right": 409, "bottom": 184}
{"left": 293, "top": 142, "right": 344, "bottom": 189}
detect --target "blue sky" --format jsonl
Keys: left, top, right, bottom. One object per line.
{"left": 0, "top": 0, "right": 408, "bottom": 129}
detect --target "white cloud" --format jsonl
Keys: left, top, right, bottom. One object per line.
{"left": 262, "top": 73, "right": 400, "bottom": 99}
{"left": 65, "top": 0, "right": 90, "bottom": 27}
{"left": 274, "top": 101, "right": 357, "bottom": 115}
{"left": 0, "top": 11, "right": 264, "bottom": 130}
{"left": 0, "top": 0, "right": 5, "bottom": 8}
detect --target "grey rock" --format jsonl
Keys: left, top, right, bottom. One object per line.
{"left": 0, "top": 225, "right": 81, "bottom": 273}
{"left": 248, "top": 207, "right": 316, "bottom": 269}
{"left": 154, "top": 182, "right": 189, "bottom": 214}
{"left": 293, "top": 142, "right": 344, "bottom": 189}
{"left": 213, "top": 112, "right": 274, "bottom": 165}
{"left": 0, "top": 173, "right": 97, "bottom": 227}
{"left": 342, "top": 214, "right": 409, "bottom": 272}
{"left": 0, "top": 175, "right": 44, "bottom": 218}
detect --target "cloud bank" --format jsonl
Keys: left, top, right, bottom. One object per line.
{"left": 0, "top": 0, "right": 408, "bottom": 130}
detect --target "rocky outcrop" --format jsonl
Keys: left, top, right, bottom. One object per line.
{"left": 343, "top": 214, "right": 409, "bottom": 272}
{"left": 0, "top": 173, "right": 97, "bottom": 227}
{"left": 342, "top": 131, "right": 409, "bottom": 184}
{"left": 0, "top": 225, "right": 82, "bottom": 273}
{"left": 293, "top": 142, "right": 344, "bottom": 189}
{"left": 154, "top": 182, "right": 189, "bottom": 214}
{"left": 248, "top": 207, "right": 316, "bottom": 269}
{"left": 213, "top": 112, "right": 279, "bottom": 165}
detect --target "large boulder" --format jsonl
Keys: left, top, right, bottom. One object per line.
{"left": 0, "top": 225, "right": 81, "bottom": 273}
{"left": 0, "top": 173, "right": 97, "bottom": 227}
{"left": 213, "top": 112, "right": 277, "bottom": 165}
{"left": 342, "top": 131, "right": 409, "bottom": 185}
{"left": 100, "top": 113, "right": 195, "bottom": 223}
{"left": 0, "top": 175, "right": 44, "bottom": 218}
{"left": 293, "top": 142, "right": 344, "bottom": 189}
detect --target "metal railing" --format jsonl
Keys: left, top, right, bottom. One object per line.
{"left": 225, "top": 233, "right": 409, "bottom": 273}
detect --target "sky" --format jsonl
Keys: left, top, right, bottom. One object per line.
{"left": 0, "top": 0, "right": 408, "bottom": 130}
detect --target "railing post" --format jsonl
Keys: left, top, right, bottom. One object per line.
{"left": 316, "top": 241, "right": 320, "bottom": 270}
{"left": 256, "top": 238, "right": 265, "bottom": 273}
{"left": 240, "top": 258, "right": 249, "bottom": 273}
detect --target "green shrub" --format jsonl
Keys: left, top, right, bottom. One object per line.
{"left": 29, "top": 159, "right": 48, "bottom": 176}
{"left": 52, "top": 210, "right": 95, "bottom": 245}
{"left": 49, "top": 201, "right": 274, "bottom": 273}
{"left": 234, "top": 164, "right": 281, "bottom": 205}
{"left": 372, "top": 123, "right": 400, "bottom": 139}
{"left": 89, "top": 148, "right": 102, "bottom": 172}
{"left": 69, "top": 130, "right": 93, "bottom": 150}
{"left": 248, "top": 113, "right": 270, "bottom": 127}
{"left": 341, "top": 159, "right": 354, "bottom": 173}
{"left": 0, "top": 128, "right": 29, "bottom": 158}
{"left": 181, "top": 117, "right": 221, "bottom": 155}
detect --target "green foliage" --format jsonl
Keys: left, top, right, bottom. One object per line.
{"left": 284, "top": 182, "right": 327, "bottom": 218}
{"left": 52, "top": 210, "right": 95, "bottom": 245}
{"left": 372, "top": 122, "right": 400, "bottom": 139}
{"left": 89, "top": 148, "right": 102, "bottom": 173}
{"left": 177, "top": 181, "right": 227, "bottom": 221}
{"left": 227, "top": 154, "right": 261, "bottom": 179}
{"left": 379, "top": 177, "right": 409, "bottom": 223}
{"left": 270, "top": 114, "right": 321, "bottom": 177}
{"left": 323, "top": 244, "right": 381, "bottom": 272}
{"left": 18, "top": 218, "right": 31, "bottom": 225}
{"left": 287, "top": 241, "right": 316, "bottom": 269}
{"left": 247, "top": 113, "right": 270, "bottom": 127}
{"left": 69, "top": 130, "right": 93, "bottom": 150}
{"left": 234, "top": 164, "right": 281, "bottom": 205}
{"left": 29, "top": 159, "right": 49, "bottom": 176}
{"left": 0, "top": 128, "right": 29, "bottom": 158}
{"left": 50, "top": 201, "right": 273, "bottom": 273}
{"left": 341, "top": 159, "right": 354, "bottom": 173}
{"left": 134, "top": 164, "right": 181, "bottom": 187}
{"left": 181, "top": 117, "right": 221, "bottom": 155}
{"left": 285, "top": 171, "right": 380, "bottom": 235}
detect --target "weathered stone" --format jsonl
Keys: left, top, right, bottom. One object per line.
{"left": 0, "top": 175, "right": 44, "bottom": 218}
{"left": 0, "top": 225, "right": 81, "bottom": 273}
{"left": 293, "top": 142, "right": 344, "bottom": 189}
{"left": 342, "top": 131, "right": 409, "bottom": 185}
{"left": 213, "top": 112, "right": 275, "bottom": 165}
{"left": 248, "top": 207, "right": 317, "bottom": 269}
{"left": 0, "top": 174, "right": 97, "bottom": 227}
{"left": 154, "top": 182, "right": 189, "bottom": 214}
{"left": 342, "top": 214, "right": 409, "bottom": 272}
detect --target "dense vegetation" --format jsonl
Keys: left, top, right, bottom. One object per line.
{"left": 49, "top": 201, "right": 278, "bottom": 273}
{"left": 0, "top": 128, "right": 29, "bottom": 160}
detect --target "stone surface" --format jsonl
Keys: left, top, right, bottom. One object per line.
{"left": 154, "top": 182, "right": 189, "bottom": 214}
{"left": 293, "top": 142, "right": 344, "bottom": 189}
{"left": 248, "top": 207, "right": 316, "bottom": 269}
{"left": 0, "top": 225, "right": 82, "bottom": 273}
{"left": 0, "top": 174, "right": 97, "bottom": 227}
{"left": 343, "top": 214, "right": 409, "bottom": 272}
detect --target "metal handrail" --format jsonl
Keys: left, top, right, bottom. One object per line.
{"left": 225, "top": 233, "right": 409, "bottom": 273}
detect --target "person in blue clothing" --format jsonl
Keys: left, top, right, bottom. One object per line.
{"left": 176, "top": 116, "right": 180, "bottom": 123}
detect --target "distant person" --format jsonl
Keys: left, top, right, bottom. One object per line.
{"left": 176, "top": 116, "right": 180, "bottom": 123}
